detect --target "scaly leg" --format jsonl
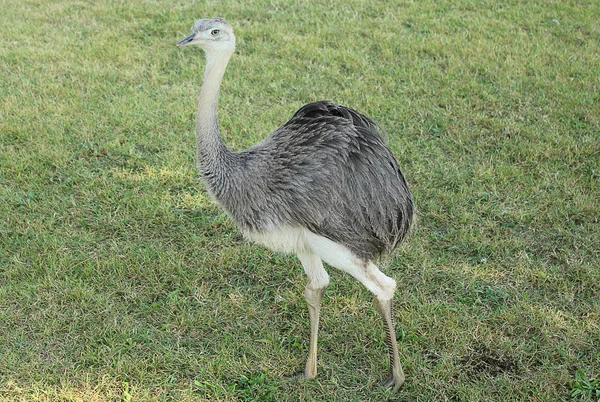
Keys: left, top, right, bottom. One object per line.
{"left": 303, "top": 285, "right": 325, "bottom": 379}
{"left": 297, "top": 252, "right": 329, "bottom": 379}
{"left": 375, "top": 297, "right": 405, "bottom": 391}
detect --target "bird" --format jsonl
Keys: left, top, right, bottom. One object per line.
{"left": 177, "top": 18, "right": 414, "bottom": 391}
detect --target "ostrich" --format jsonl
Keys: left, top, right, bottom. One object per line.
{"left": 177, "top": 18, "right": 414, "bottom": 391}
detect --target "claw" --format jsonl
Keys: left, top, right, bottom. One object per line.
{"left": 381, "top": 374, "right": 404, "bottom": 392}
{"left": 287, "top": 370, "right": 315, "bottom": 380}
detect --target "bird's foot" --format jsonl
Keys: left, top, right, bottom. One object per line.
{"left": 380, "top": 373, "right": 405, "bottom": 392}
{"left": 287, "top": 371, "right": 312, "bottom": 380}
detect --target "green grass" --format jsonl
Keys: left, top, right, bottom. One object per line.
{"left": 1, "top": 0, "right": 599, "bottom": 400}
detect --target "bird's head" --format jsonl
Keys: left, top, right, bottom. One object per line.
{"left": 177, "top": 18, "right": 235, "bottom": 55}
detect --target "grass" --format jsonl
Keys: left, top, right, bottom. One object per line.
{"left": 1, "top": 0, "right": 599, "bottom": 400}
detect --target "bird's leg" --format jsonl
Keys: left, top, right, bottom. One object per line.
{"left": 374, "top": 296, "right": 405, "bottom": 391}
{"left": 296, "top": 252, "right": 329, "bottom": 380}
{"left": 303, "top": 233, "right": 405, "bottom": 390}
{"left": 303, "top": 284, "right": 325, "bottom": 379}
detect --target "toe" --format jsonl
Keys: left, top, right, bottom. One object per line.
{"left": 380, "top": 375, "right": 404, "bottom": 392}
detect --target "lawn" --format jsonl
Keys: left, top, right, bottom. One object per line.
{"left": 1, "top": 0, "right": 599, "bottom": 400}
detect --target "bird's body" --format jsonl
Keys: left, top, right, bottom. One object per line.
{"left": 205, "top": 101, "right": 413, "bottom": 261}
{"left": 178, "top": 18, "right": 414, "bottom": 391}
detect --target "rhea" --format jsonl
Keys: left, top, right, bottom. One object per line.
{"left": 177, "top": 18, "right": 414, "bottom": 391}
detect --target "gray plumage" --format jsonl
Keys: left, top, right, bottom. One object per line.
{"left": 204, "top": 101, "right": 414, "bottom": 261}
{"left": 178, "top": 18, "right": 414, "bottom": 391}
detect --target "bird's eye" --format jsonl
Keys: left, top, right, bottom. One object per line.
{"left": 211, "top": 29, "right": 220, "bottom": 36}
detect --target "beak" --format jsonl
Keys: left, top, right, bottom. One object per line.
{"left": 177, "top": 34, "right": 196, "bottom": 47}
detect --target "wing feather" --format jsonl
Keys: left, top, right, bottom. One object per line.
{"left": 219, "top": 101, "right": 413, "bottom": 260}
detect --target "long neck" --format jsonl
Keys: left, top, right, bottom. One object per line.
{"left": 196, "top": 50, "right": 234, "bottom": 173}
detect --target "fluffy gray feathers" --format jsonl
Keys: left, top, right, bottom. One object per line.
{"left": 201, "top": 100, "right": 414, "bottom": 261}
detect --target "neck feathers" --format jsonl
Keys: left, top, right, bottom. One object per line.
{"left": 195, "top": 50, "right": 234, "bottom": 173}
